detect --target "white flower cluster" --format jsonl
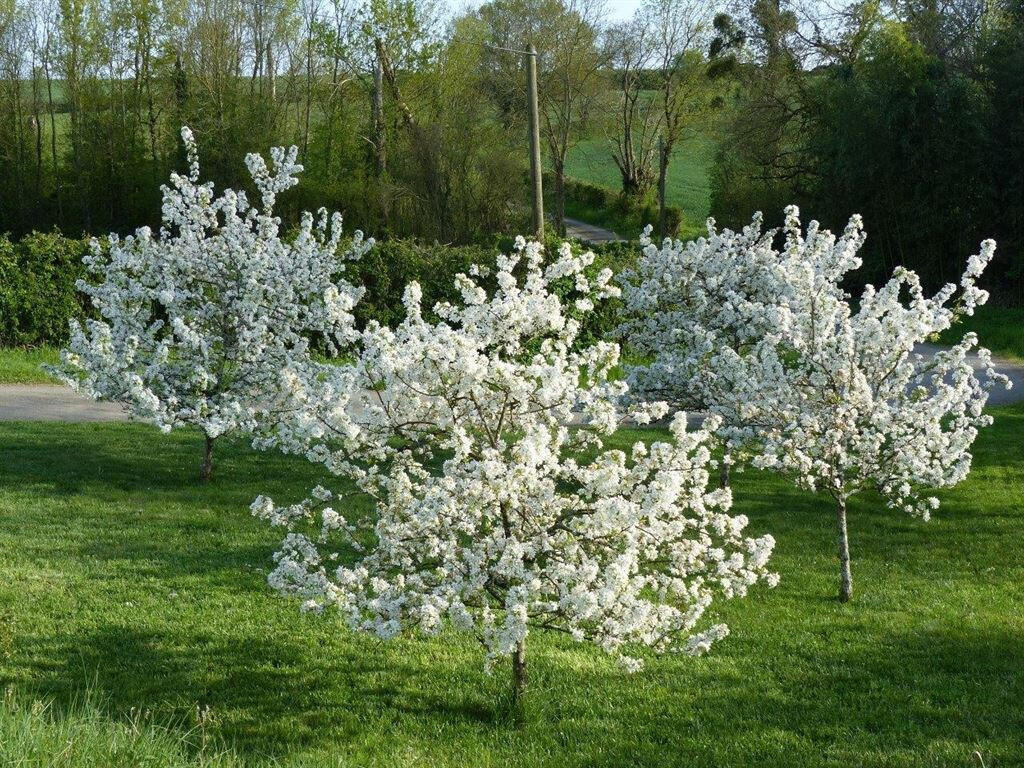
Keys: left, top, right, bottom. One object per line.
{"left": 622, "top": 207, "right": 1009, "bottom": 518}
{"left": 52, "top": 127, "right": 371, "bottom": 450}
{"left": 254, "top": 238, "right": 777, "bottom": 672}
{"left": 620, "top": 213, "right": 794, "bottom": 427}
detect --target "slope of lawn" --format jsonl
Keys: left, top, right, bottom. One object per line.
{"left": 937, "top": 305, "right": 1024, "bottom": 363}
{"left": 0, "top": 408, "right": 1022, "bottom": 766}
{"left": 562, "top": 130, "right": 716, "bottom": 239}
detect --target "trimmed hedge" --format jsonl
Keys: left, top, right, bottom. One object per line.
{"left": 0, "top": 231, "right": 639, "bottom": 349}
{"left": 0, "top": 233, "right": 91, "bottom": 348}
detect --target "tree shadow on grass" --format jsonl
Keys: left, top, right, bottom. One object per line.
{"left": 0, "top": 422, "right": 324, "bottom": 497}
{"left": 11, "top": 615, "right": 1021, "bottom": 767}
{"left": 0, "top": 422, "right": 358, "bottom": 588}
{"left": 13, "top": 623, "right": 504, "bottom": 762}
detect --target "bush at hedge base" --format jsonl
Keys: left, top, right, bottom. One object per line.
{"left": 0, "top": 232, "right": 91, "bottom": 348}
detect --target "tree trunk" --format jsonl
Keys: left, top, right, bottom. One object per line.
{"left": 719, "top": 456, "right": 731, "bottom": 489}
{"left": 835, "top": 496, "right": 852, "bottom": 602}
{"left": 200, "top": 434, "right": 216, "bottom": 483}
{"left": 657, "top": 138, "right": 669, "bottom": 239}
{"left": 372, "top": 55, "right": 385, "bottom": 176}
{"left": 44, "top": 49, "right": 62, "bottom": 223}
{"left": 266, "top": 44, "right": 276, "bottom": 104}
{"left": 512, "top": 638, "right": 527, "bottom": 706}
{"left": 553, "top": 161, "right": 566, "bottom": 238}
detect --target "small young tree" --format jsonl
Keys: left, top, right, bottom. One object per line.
{"left": 618, "top": 213, "right": 796, "bottom": 487}
{"left": 642, "top": 0, "right": 718, "bottom": 237}
{"left": 710, "top": 208, "right": 1007, "bottom": 602}
{"left": 51, "top": 127, "right": 371, "bottom": 481}
{"left": 253, "top": 238, "right": 777, "bottom": 703}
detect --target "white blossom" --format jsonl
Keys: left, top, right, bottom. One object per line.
{"left": 50, "top": 127, "right": 371, "bottom": 477}
{"left": 623, "top": 208, "right": 1007, "bottom": 517}
{"left": 256, "top": 238, "right": 776, "bottom": 679}
{"left": 622, "top": 207, "right": 1008, "bottom": 600}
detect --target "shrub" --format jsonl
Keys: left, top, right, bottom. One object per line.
{"left": 0, "top": 231, "right": 640, "bottom": 351}
{"left": 0, "top": 232, "right": 91, "bottom": 348}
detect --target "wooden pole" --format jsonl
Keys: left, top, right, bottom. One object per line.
{"left": 526, "top": 45, "right": 544, "bottom": 241}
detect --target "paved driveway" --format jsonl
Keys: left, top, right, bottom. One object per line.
{"left": 0, "top": 384, "right": 131, "bottom": 422}
{"left": 563, "top": 217, "right": 623, "bottom": 244}
{"left": 1, "top": 346, "right": 1019, "bottom": 422}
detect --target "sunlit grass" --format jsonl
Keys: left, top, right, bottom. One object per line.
{"left": 0, "top": 346, "right": 60, "bottom": 384}
{"left": 0, "top": 406, "right": 1021, "bottom": 765}
{"left": 937, "top": 304, "right": 1024, "bottom": 362}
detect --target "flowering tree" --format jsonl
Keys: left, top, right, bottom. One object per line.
{"left": 253, "top": 238, "right": 777, "bottom": 702}
{"left": 51, "top": 127, "right": 370, "bottom": 481}
{"left": 618, "top": 213, "right": 799, "bottom": 486}
{"left": 624, "top": 206, "right": 1008, "bottom": 602}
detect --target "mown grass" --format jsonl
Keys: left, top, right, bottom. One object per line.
{"left": 1, "top": 408, "right": 1022, "bottom": 766}
{"left": 0, "top": 347, "right": 60, "bottom": 384}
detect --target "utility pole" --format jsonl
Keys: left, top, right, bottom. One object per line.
{"left": 526, "top": 45, "right": 544, "bottom": 242}
{"left": 471, "top": 40, "right": 544, "bottom": 240}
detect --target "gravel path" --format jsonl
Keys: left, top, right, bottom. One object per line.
{"left": 1, "top": 345, "right": 1020, "bottom": 422}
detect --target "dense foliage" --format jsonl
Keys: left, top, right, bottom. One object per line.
{"left": 0, "top": 230, "right": 636, "bottom": 350}
{"left": 711, "top": 2, "right": 1024, "bottom": 301}
{"left": 2, "top": 0, "right": 1018, "bottom": 305}
{"left": 0, "top": 232, "right": 89, "bottom": 347}
{"left": 0, "top": 0, "right": 665, "bottom": 244}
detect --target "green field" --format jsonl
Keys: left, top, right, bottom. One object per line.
{"left": 559, "top": 130, "right": 716, "bottom": 240}
{"left": 1, "top": 410, "right": 1021, "bottom": 766}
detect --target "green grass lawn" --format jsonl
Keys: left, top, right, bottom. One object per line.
{"left": 1, "top": 408, "right": 1022, "bottom": 766}
{"left": 938, "top": 305, "right": 1024, "bottom": 363}
{"left": 0, "top": 347, "right": 60, "bottom": 384}
{"left": 561, "top": 131, "right": 716, "bottom": 240}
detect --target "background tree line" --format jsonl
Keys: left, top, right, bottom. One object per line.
{"left": 711, "top": 0, "right": 1024, "bottom": 301}
{"left": 0, "top": 0, "right": 1020, "bottom": 300}
{"left": 0, "top": 0, "right": 634, "bottom": 243}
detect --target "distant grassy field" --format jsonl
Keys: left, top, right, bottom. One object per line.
{"left": 0, "top": 409, "right": 1021, "bottom": 766}
{"left": 560, "top": 130, "right": 716, "bottom": 240}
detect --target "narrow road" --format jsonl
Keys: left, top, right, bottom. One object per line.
{"left": 915, "top": 343, "right": 1022, "bottom": 406}
{"left": 563, "top": 217, "right": 623, "bottom": 244}
{"left": 0, "top": 384, "right": 130, "bottom": 422}
{"left": 1, "top": 345, "right": 1020, "bottom": 422}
